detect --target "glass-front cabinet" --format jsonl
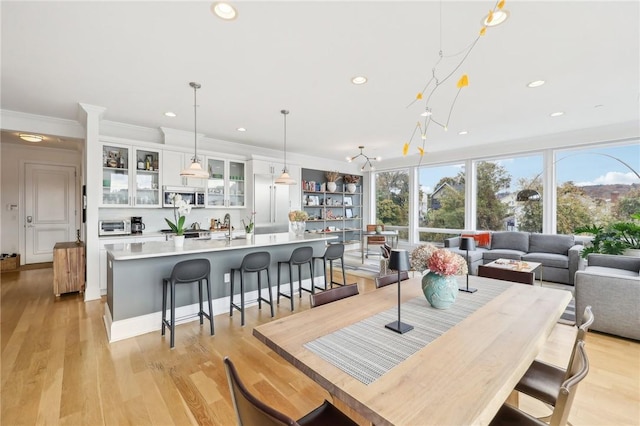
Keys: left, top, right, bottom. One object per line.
{"left": 100, "top": 143, "right": 161, "bottom": 207}
{"left": 133, "top": 148, "right": 160, "bottom": 206}
{"left": 205, "top": 158, "right": 245, "bottom": 208}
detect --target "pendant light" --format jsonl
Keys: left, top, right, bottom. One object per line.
{"left": 274, "top": 109, "right": 296, "bottom": 185}
{"left": 180, "top": 82, "right": 209, "bottom": 179}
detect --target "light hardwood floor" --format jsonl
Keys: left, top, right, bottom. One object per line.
{"left": 1, "top": 266, "right": 639, "bottom": 425}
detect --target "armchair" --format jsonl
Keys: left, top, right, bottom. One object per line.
{"left": 574, "top": 254, "right": 640, "bottom": 340}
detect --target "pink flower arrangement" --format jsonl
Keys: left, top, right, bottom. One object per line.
{"left": 411, "top": 245, "right": 468, "bottom": 276}
{"left": 428, "top": 249, "right": 463, "bottom": 276}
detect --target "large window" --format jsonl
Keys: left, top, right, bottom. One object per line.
{"left": 476, "top": 155, "right": 543, "bottom": 232}
{"left": 418, "top": 163, "right": 465, "bottom": 242}
{"left": 556, "top": 144, "right": 640, "bottom": 233}
{"left": 375, "top": 169, "right": 409, "bottom": 240}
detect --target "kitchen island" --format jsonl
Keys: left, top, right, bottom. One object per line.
{"left": 104, "top": 233, "right": 336, "bottom": 342}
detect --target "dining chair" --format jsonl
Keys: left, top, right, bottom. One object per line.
{"left": 514, "top": 306, "right": 594, "bottom": 423}
{"left": 478, "top": 264, "right": 535, "bottom": 285}
{"left": 489, "top": 340, "right": 590, "bottom": 426}
{"left": 223, "top": 357, "right": 358, "bottom": 426}
{"left": 375, "top": 270, "right": 409, "bottom": 288}
{"left": 310, "top": 283, "right": 359, "bottom": 308}
{"left": 365, "top": 224, "right": 386, "bottom": 258}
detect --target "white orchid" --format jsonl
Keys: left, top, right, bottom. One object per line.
{"left": 165, "top": 193, "right": 192, "bottom": 236}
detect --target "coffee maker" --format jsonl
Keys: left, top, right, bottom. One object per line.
{"left": 131, "top": 216, "right": 145, "bottom": 234}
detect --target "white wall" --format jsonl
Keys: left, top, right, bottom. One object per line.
{"left": 0, "top": 142, "right": 82, "bottom": 256}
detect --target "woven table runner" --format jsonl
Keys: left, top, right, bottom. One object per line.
{"left": 304, "top": 279, "right": 511, "bottom": 385}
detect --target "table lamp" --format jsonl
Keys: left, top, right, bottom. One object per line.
{"left": 459, "top": 237, "right": 477, "bottom": 293}
{"left": 385, "top": 249, "right": 414, "bottom": 334}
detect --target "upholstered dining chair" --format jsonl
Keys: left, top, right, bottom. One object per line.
{"left": 365, "top": 224, "right": 386, "bottom": 258}
{"left": 513, "top": 306, "right": 593, "bottom": 424}
{"left": 489, "top": 340, "right": 590, "bottom": 426}
{"left": 223, "top": 357, "right": 357, "bottom": 426}
{"left": 375, "top": 271, "right": 409, "bottom": 288}
{"left": 310, "top": 283, "right": 359, "bottom": 308}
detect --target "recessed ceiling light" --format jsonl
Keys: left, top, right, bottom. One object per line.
{"left": 236, "top": 127, "right": 246, "bottom": 132}
{"left": 164, "top": 112, "right": 177, "bottom": 117}
{"left": 550, "top": 111, "right": 564, "bottom": 117}
{"left": 19, "top": 133, "right": 44, "bottom": 143}
{"left": 594, "top": 104, "right": 604, "bottom": 108}
{"left": 351, "top": 76, "right": 368, "bottom": 85}
{"left": 458, "top": 131, "right": 468, "bottom": 135}
{"left": 211, "top": 2, "right": 237, "bottom": 20}
{"left": 527, "top": 80, "right": 545, "bottom": 88}
{"left": 482, "top": 9, "right": 510, "bottom": 27}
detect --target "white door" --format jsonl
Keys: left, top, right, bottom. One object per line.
{"left": 25, "top": 163, "right": 77, "bottom": 264}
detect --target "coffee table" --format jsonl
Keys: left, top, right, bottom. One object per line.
{"left": 483, "top": 258, "right": 543, "bottom": 285}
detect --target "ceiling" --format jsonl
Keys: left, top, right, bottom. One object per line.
{"left": 1, "top": 1, "right": 638, "bottom": 163}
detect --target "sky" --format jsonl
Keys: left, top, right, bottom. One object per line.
{"left": 417, "top": 143, "right": 640, "bottom": 194}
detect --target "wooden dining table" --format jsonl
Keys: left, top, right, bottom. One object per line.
{"left": 253, "top": 275, "right": 572, "bottom": 426}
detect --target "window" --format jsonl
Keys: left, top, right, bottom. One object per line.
{"left": 476, "top": 155, "right": 543, "bottom": 232}
{"left": 556, "top": 144, "right": 640, "bottom": 233}
{"left": 375, "top": 169, "right": 409, "bottom": 240}
{"left": 418, "top": 163, "right": 465, "bottom": 243}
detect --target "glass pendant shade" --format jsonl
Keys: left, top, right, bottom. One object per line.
{"left": 181, "top": 161, "right": 209, "bottom": 179}
{"left": 180, "top": 81, "right": 208, "bottom": 179}
{"left": 275, "top": 170, "right": 295, "bottom": 185}
{"left": 275, "top": 109, "right": 296, "bottom": 185}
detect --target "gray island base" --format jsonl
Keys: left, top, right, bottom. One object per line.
{"left": 105, "top": 233, "right": 336, "bottom": 342}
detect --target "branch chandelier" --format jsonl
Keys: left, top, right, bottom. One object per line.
{"left": 180, "top": 81, "right": 209, "bottom": 179}
{"left": 346, "top": 146, "right": 381, "bottom": 171}
{"left": 403, "top": 0, "right": 509, "bottom": 165}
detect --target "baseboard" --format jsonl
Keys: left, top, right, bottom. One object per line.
{"left": 103, "top": 278, "right": 319, "bottom": 342}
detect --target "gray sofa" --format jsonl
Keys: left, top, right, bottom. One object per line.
{"left": 575, "top": 254, "right": 640, "bottom": 340}
{"left": 445, "top": 231, "right": 583, "bottom": 285}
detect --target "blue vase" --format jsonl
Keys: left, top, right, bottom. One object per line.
{"left": 422, "top": 271, "right": 458, "bottom": 309}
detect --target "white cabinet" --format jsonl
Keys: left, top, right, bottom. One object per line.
{"left": 205, "top": 157, "right": 246, "bottom": 208}
{"left": 161, "top": 150, "right": 206, "bottom": 188}
{"left": 99, "top": 234, "right": 166, "bottom": 293}
{"left": 100, "top": 143, "right": 161, "bottom": 208}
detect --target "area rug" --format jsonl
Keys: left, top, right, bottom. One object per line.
{"left": 558, "top": 298, "right": 576, "bottom": 326}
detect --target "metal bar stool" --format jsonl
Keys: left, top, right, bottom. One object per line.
{"left": 162, "top": 258, "right": 213, "bottom": 349}
{"left": 229, "top": 251, "right": 273, "bottom": 326}
{"left": 312, "top": 243, "right": 346, "bottom": 290}
{"left": 277, "top": 246, "right": 314, "bottom": 311}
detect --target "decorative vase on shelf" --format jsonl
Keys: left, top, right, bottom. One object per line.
{"left": 173, "top": 235, "right": 185, "bottom": 248}
{"left": 327, "top": 182, "right": 337, "bottom": 193}
{"left": 346, "top": 183, "right": 357, "bottom": 194}
{"left": 422, "top": 271, "right": 458, "bottom": 309}
{"left": 290, "top": 221, "right": 306, "bottom": 237}
{"left": 245, "top": 233, "right": 253, "bottom": 240}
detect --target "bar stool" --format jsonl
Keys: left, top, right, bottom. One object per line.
{"left": 277, "top": 246, "right": 314, "bottom": 311}
{"left": 162, "top": 258, "right": 213, "bottom": 349}
{"left": 312, "top": 243, "right": 346, "bottom": 290}
{"left": 229, "top": 251, "right": 273, "bottom": 326}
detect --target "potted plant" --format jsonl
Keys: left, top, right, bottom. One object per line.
{"left": 325, "top": 171, "right": 341, "bottom": 193}
{"left": 165, "top": 193, "right": 192, "bottom": 247}
{"left": 344, "top": 174, "right": 360, "bottom": 193}
{"left": 242, "top": 211, "right": 256, "bottom": 239}
{"left": 288, "top": 210, "right": 309, "bottom": 236}
{"left": 575, "top": 212, "right": 640, "bottom": 258}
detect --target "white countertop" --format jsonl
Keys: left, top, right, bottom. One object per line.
{"left": 105, "top": 233, "right": 337, "bottom": 260}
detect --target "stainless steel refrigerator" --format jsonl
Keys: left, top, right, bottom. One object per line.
{"left": 254, "top": 174, "right": 290, "bottom": 234}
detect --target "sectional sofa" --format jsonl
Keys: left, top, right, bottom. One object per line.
{"left": 444, "top": 231, "right": 583, "bottom": 285}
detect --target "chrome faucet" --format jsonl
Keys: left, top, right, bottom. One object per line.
{"left": 224, "top": 213, "right": 231, "bottom": 240}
